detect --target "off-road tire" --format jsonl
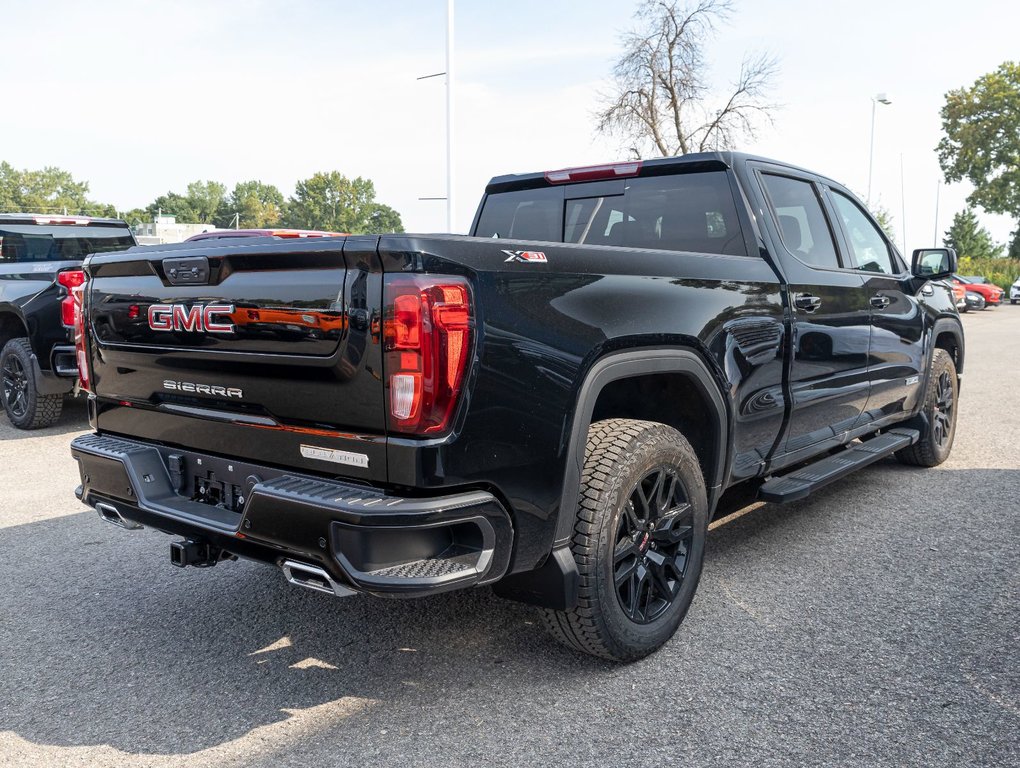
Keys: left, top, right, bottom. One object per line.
{"left": 1, "top": 338, "right": 63, "bottom": 429}
{"left": 896, "top": 348, "right": 957, "bottom": 467}
{"left": 540, "top": 418, "right": 708, "bottom": 661}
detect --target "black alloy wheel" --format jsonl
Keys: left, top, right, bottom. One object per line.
{"left": 0, "top": 338, "right": 63, "bottom": 429}
{"left": 540, "top": 419, "right": 708, "bottom": 661}
{"left": 896, "top": 348, "right": 958, "bottom": 467}
{"left": 2, "top": 352, "right": 29, "bottom": 420}
{"left": 932, "top": 369, "right": 954, "bottom": 449}
{"left": 614, "top": 467, "right": 694, "bottom": 624}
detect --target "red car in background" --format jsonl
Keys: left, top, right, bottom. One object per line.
{"left": 952, "top": 274, "right": 1004, "bottom": 307}
{"left": 185, "top": 228, "right": 345, "bottom": 242}
{"left": 950, "top": 282, "right": 969, "bottom": 313}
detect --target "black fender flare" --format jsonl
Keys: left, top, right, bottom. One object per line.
{"left": 553, "top": 347, "right": 730, "bottom": 547}
{"left": 929, "top": 316, "right": 965, "bottom": 376}
{"left": 899, "top": 315, "right": 964, "bottom": 435}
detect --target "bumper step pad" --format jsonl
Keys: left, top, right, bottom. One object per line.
{"left": 369, "top": 555, "right": 475, "bottom": 581}
{"left": 759, "top": 428, "right": 919, "bottom": 503}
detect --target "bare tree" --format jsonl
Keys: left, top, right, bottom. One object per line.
{"left": 597, "top": 0, "right": 778, "bottom": 158}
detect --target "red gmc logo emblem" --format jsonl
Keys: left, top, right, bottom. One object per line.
{"left": 148, "top": 303, "right": 236, "bottom": 334}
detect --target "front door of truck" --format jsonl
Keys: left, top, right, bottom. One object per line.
{"left": 756, "top": 170, "right": 873, "bottom": 459}
{"left": 823, "top": 186, "right": 926, "bottom": 424}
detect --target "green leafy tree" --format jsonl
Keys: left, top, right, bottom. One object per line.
{"left": 145, "top": 180, "right": 227, "bottom": 224}
{"left": 285, "top": 171, "right": 400, "bottom": 234}
{"left": 185, "top": 180, "right": 227, "bottom": 224}
{"left": 943, "top": 208, "right": 1003, "bottom": 260}
{"left": 0, "top": 161, "right": 114, "bottom": 215}
{"left": 365, "top": 203, "right": 404, "bottom": 233}
{"left": 145, "top": 192, "right": 198, "bottom": 222}
{"left": 1008, "top": 228, "right": 1020, "bottom": 260}
{"left": 0, "top": 162, "right": 22, "bottom": 211}
{"left": 937, "top": 62, "right": 1020, "bottom": 222}
{"left": 118, "top": 207, "right": 149, "bottom": 226}
{"left": 872, "top": 204, "right": 896, "bottom": 243}
{"left": 221, "top": 180, "right": 286, "bottom": 229}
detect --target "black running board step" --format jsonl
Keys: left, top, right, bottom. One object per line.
{"left": 759, "top": 428, "right": 919, "bottom": 503}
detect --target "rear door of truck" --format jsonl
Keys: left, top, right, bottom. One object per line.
{"left": 84, "top": 235, "right": 387, "bottom": 483}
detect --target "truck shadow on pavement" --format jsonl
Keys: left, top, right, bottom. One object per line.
{"left": 0, "top": 463, "right": 1017, "bottom": 761}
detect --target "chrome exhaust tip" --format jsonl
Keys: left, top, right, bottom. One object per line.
{"left": 95, "top": 502, "right": 142, "bottom": 531}
{"left": 281, "top": 559, "right": 356, "bottom": 598}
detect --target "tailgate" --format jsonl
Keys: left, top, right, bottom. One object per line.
{"left": 84, "top": 236, "right": 387, "bottom": 482}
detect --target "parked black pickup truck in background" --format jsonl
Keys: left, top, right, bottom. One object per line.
{"left": 70, "top": 153, "right": 964, "bottom": 660}
{"left": 0, "top": 215, "right": 135, "bottom": 428}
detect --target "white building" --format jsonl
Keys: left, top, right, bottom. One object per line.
{"left": 133, "top": 214, "right": 215, "bottom": 245}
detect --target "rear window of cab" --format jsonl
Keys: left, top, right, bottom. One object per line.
{"left": 474, "top": 171, "right": 747, "bottom": 257}
{"left": 0, "top": 225, "right": 134, "bottom": 262}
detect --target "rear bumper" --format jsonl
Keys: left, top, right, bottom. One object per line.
{"left": 70, "top": 433, "right": 513, "bottom": 597}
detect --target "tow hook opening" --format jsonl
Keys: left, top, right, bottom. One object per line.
{"left": 170, "top": 539, "right": 235, "bottom": 568}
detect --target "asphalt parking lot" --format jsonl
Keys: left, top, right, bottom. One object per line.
{"left": 1, "top": 307, "right": 1017, "bottom": 768}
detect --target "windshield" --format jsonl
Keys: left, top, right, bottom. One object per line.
{"left": 474, "top": 171, "right": 747, "bottom": 256}
{"left": 0, "top": 225, "right": 134, "bottom": 262}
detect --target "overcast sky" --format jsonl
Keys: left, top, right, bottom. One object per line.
{"left": 2, "top": 0, "right": 1017, "bottom": 248}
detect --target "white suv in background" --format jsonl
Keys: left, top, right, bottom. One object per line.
{"left": 1011, "top": 277, "right": 1020, "bottom": 304}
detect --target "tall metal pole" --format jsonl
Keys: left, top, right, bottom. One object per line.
{"left": 867, "top": 94, "right": 891, "bottom": 205}
{"left": 900, "top": 153, "right": 907, "bottom": 254}
{"left": 867, "top": 98, "right": 877, "bottom": 204}
{"left": 446, "top": 0, "right": 455, "bottom": 233}
{"left": 933, "top": 181, "right": 941, "bottom": 246}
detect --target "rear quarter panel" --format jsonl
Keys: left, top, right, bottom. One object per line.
{"left": 379, "top": 235, "right": 786, "bottom": 571}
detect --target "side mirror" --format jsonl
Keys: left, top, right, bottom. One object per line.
{"left": 911, "top": 247, "right": 957, "bottom": 280}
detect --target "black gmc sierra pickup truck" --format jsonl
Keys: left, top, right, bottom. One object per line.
{"left": 1, "top": 215, "right": 135, "bottom": 428}
{"left": 70, "top": 153, "right": 963, "bottom": 660}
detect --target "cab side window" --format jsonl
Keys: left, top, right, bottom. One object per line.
{"left": 830, "top": 191, "right": 898, "bottom": 274}
{"left": 760, "top": 174, "right": 840, "bottom": 270}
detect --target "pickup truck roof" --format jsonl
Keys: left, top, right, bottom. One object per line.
{"left": 484, "top": 151, "right": 836, "bottom": 194}
{"left": 0, "top": 213, "right": 129, "bottom": 227}
{"left": 185, "top": 228, "right": 346, "bottom": 242}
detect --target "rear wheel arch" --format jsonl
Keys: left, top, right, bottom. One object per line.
{"left": 553, "top": 347, "right": 729, "bottom": 546}
{"left": 0, "top": 309, "right": 30, "bottom": 351}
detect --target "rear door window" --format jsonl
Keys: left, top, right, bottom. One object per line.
{"left": 473, "top": 186, "right": 563, "bottom": 242}
{"left": 759, "top": 174, "right": 841, "bottom": 270}
{"left": 474, "top": 171, "right": 748, "bottom": 256}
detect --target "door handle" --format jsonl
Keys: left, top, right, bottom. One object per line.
{"left": 870, "top": 294, "right": 891, "bottom": 309}
{"left": 794, "top": 294, "right": 822, "bottom": 312}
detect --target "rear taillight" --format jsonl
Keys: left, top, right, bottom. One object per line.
{"left": 58, "top": 269, "right": 86, "bottom": 327}
{"left": 71, "top": 281, "right": 90, "bottom": 391}
{"left": 383, "top": 275, "right": 472, "bottom": 435}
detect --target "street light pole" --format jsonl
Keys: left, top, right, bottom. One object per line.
{"left": 900, "top": 153, "right": 907, "bottom": 254}
{"left": 933, "top": 181, "right": 941, "bottom": 246}
{"left": 446, "top": 0, "right": 455, "bottom": 233}
{"left": 867, "top": 92, "right": 892, "bottom": 205}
